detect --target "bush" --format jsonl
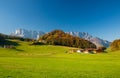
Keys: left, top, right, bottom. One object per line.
{"left": 30, "top": 41, "right": 45, "bottom": 45}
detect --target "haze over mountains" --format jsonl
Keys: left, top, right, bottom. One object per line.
{"left": 11, "top": 29, "right": 111, "bottom": 47}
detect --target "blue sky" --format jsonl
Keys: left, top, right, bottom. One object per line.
{"left": 0, "top": 0, "right": 120, "bottom": 41}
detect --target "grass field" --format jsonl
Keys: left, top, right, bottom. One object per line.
{"left": 0, "top": 40, "right": 120, "bottom": 78}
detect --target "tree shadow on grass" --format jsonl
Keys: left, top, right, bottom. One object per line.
{"left": 0, "top": 40, "right": 20, "bottom": 47}
{"left": 15, "top": 48, "right": 24, "bottom": 52}
{"left": 0, "top": 40, "right": 25, "bottom": 52}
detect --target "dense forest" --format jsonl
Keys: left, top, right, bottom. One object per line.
{"left": 110, "top": 39, "right": 120, "bottom": 51}
{"left": 39, "top": 30, "right": 96, "bottom": 49}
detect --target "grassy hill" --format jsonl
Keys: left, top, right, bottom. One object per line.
{"left": 0, "top": 40, "right": 120, "bottom": 78}
{"left": 0, "top": 40, "right": 71, "bottom": 57}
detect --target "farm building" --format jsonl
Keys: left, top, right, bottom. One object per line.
{"left": 68, "top": 48, "right": 104, "bottom": 54}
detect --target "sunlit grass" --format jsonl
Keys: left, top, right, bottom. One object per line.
{"left": 0, "top": 40, "right": 120, "bottom": 78}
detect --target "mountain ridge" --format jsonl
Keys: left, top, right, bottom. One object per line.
{"left": 11, "top": 29, "right": 111, "bottom": 47}
{"left": 67, "top": 32, "right": 111, "bottom": 47}
{"left": 11, "top": 29, "right": 45, "bottom": 39}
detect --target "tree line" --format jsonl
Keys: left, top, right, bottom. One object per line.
{"left": 0, "top": 33, "right": 33, "bottom": 41}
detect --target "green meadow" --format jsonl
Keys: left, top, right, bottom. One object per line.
{"left": 0, "top": 40, "right": 120, "bottom": 78}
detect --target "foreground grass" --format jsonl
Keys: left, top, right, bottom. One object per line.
{"left": 0, "top": 40, "right": 120, "bottom": 78}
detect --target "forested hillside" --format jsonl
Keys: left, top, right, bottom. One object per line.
{"left": 39, "top": 30, "right": 96, "bottom": 49}
{"left": 110, "top": 39, "right": 120, "bottom": 51}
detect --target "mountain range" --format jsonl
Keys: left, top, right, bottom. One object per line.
{"left": 11, "top": 29, "right": 111, "bottom": 47}
{"left": 11, "top": 29, "right": 45, "bottom": 39}
{"left": 67, "top": 32, "right": 111, "bottom": 47}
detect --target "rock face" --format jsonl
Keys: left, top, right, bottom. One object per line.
{"left": 67, "top": 32, "right": 111, "bottom": 47}
{"left": 11, "top": 29, "right": 45, "bottom": 39}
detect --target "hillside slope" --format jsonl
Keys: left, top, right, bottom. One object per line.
{"left": 0, "top": 40, "right": 76, "bottom": 57}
